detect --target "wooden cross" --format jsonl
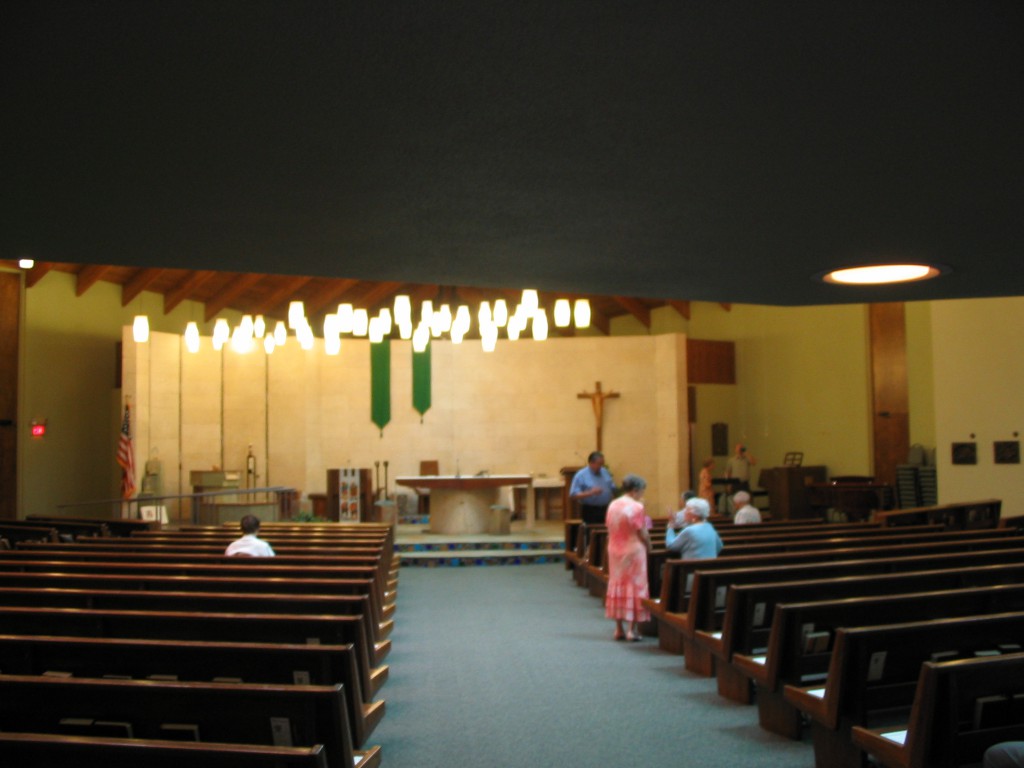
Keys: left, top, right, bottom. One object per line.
{"left": 577, "top": 381, "right": 620, "bottom": 452}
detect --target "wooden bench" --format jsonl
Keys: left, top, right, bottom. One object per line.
{"left": 784, "top": 612, "right": 1024, "bottom": 768}
{"left": 0, "top": 732, "right": 331, "bottom": 768}
{"left": 0, "top": 673, "right": 381, "bottom": 768}
{"left": 724, "top": 570, "right": 1024, "bottom": 734}
{"left": 0, "top": 632, "right": 382, "bottom": 748}
{"left": 852, "top": 652, "right": 1024, "bottom": 768}
{"left": 0, "top": 581, "right": 391, "bottom": 659}
{"left": 873, "top": 498, "right": 1002, "bottom": 530}
{"left": 660, "top": 543, "right": 1024, "bottom": 674}
{"left": 0, "top": 518, "right": 109, "bottom": 540}
{"left": 0, "top": 605, "right": 386, "bottom": 702}
{"left": 27, "top": 514, "right": 156, "bottom": 536}
{"left": 0, "top": 557, "right": 391, "bottom": 634}
{"left": 0, "top": 523, "right": 57, "bottom": 544}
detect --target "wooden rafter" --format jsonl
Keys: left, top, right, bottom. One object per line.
{"left": 254, "top": 275, "right": 313, "bottom": 317}
{"left": 75, "top": 264, "right": 110, "bottom": 296}
{"left": 303, "top": 278, "right": 361, "bottom": 318}
{"left": 667, "top": 300, "right": 691, "bottom": 320}
{"left": 121, "top": 268, "right": 165, "bottom": 306}
{"left": 356, "top": 281, "right": 405, "bottom": 311}
{"left": 164, "top": 270, "right": 217, "bottom": 313}
{"left": 24, "top": 262, "right": 53, "bottom": 288}
{"left": 613, "top": 296, "right": 651, "bottom": 328}
{"left": 588, "top": 308, "right": 610, "bottom": 335}
{"left": 203, "top": 273, "right": 264, "bottom": 321}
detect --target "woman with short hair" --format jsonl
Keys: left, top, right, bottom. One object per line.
{"left": 604, "top": 474, "right": 651, "bottom": 642}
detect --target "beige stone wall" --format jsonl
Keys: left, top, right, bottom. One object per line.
{"left": 124, "top": 331, "right": 689, "bottom": 518}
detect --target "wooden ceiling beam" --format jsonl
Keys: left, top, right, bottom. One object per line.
{"left": 164, "top": 270, "right": 217, "bottom": 313}
{"left": 356, "top": 281, "right": 405, "bottom": 312}
{"left": 254, "top": 275, "right": 313, "bottom": 317}
{"left": 613, "top": 296, "right": 651, "bottom": 328}
{"left": 667, "top": 300, "right": 691, "bottom": 320}
{"left": 24, "top": 261, "right": 53, "bottom": 288}
{"left": 121, "top": 267, "right": 165, "bottom": 306}
{"left": 203, "top": 273, "right": 264, "bottom": 321}
{"left": 75, "top": 264, "right": 110, "bottom": 296}
{"left": 588, "top": 308, "right": 610, "bottom": 335}
{"left": 303, "top": 278, "right": 361, "bottom": 318}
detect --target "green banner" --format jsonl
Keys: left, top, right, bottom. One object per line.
{"left": 412, "top": 342, "right": 431, "bottom": 420}
{"left": 370, "top": 340, "right": 391, "bottom": 435}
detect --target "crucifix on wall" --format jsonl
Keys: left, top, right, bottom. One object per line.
{"left": 578, "top": 381, "right": 620, "bottom": 452}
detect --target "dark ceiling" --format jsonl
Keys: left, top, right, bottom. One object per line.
{"left": 3, "top": 1, "right": 1023, "bottom": 307}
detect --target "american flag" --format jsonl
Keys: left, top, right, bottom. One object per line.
{"left": 116, "top": 403, "right": 136, "bottom": 499}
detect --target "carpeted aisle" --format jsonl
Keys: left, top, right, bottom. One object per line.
{"left": 373, "top": 563, "right": 814, "bottom": 767}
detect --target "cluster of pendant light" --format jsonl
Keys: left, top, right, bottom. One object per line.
{"left": 134, "top": 289, "right": 592, "bottom": 355}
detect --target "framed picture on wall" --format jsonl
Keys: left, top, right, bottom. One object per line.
{"left": 994, "top": 441, "right": 1020, "bottom": 465}
{"left": 951, "top": 442, "right": 977, "bottom": 465}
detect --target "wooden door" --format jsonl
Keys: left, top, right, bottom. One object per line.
{"left": 0, "top": 272, "right": 19, "bottom": 519}
{"left": 869, "top": 303, "right": 910, "bottom": 488}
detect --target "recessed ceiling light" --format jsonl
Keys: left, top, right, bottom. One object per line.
{"left": 821, "top": 264, "right": 944, "bottom": 285}
{"left": 18, "top": 258, "right": 34, "bottom": 269}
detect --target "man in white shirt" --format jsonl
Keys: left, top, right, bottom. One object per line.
{"left": 224, "top": 515, "right": 276, "bottom": 557}
{"left": 732, "top": 490, "right": 762, "bottom": 525}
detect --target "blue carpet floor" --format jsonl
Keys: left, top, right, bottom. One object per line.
{"left": 373, "top": 563, "right": 815, "bottom": 767}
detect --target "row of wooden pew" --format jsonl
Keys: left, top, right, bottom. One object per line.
{"left": 0, "top": 519, "right": 398, "bottom": 767}
{"left": 567, "top": 499, "right": 1024, "bottom": 768}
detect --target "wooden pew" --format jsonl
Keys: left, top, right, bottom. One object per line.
{"left": 0, "top": 582, "right": 391, "bottom": 656}
{"left": 0, "top": 732, "right": 330, "bottom": 768}
{"left": 852, "top": 653, "right": 1024, "bottom": 768}
{"left": 0, "top": 632, "right": 382, "bottom": 748}
{"left": 663, "top": 543, "right": 1024, "bottom": 675}
{"left": 0, "top": 605, "right": 385, "bottom": 702}
{"left": 873, "top": 498, "right": 1001, "bottom": 529}
{"left": 26, "top": 514, "right": 155, "bottom": 536}
{"left": 722, "top": 571, "right": 1024, "bottom": 731}
{"left": 0, "top": 673, "right": 381, "bottom": 768}
{"left": 0, "top": 557, "right": 391, "bottom": 636}
{"left": 784, "top": 612, "right": 1024, "bottom": 768}
{"left": 0, "top": 517, "right": 109, "bottom": 540}
{"left": 0, "top": 522, "right": 57, "bottom": 544}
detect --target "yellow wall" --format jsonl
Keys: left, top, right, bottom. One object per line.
{"left": 931, "top": 297, "right": 1024, "bottom": 517}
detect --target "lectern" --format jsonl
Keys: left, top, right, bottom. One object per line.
{"left": 757, "top": 465, "right": 827, "bottom": 520}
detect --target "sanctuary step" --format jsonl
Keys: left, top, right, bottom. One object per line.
{"left": 395, "top": 521, "right": 564, "bottom": 567}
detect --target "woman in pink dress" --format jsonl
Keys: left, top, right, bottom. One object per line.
{"left": 604, "top": 474, "right": 651, "bottom": 641}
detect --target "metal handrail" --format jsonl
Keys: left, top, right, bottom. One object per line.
{"left": 54, "top": 486, "right": 299, "bottom": 525}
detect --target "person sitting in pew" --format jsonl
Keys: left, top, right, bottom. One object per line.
{"left": 731, "top": 491, "right": 762, "bottom": 525}
{"left": 664, "top": 491, "right": 696, "bottom": 550}
{"left": 986, "top": 742, "right": 1024, "bottom": 768}
{"left": 224, "top": 515, "right": 276, "bottom": 557}
{"left": 666, "top": 498, "right": 723, "bottom": 559}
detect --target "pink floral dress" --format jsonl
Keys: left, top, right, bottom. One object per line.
{"left": 604, "top": 495, "right": 650, "bottom": 621}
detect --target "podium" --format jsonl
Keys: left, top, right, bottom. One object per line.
{"left": 757, "top": 465, "right": 827, "bottom": 520}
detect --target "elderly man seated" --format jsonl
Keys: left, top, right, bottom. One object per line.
{"left": 665, "top": 497, "right": 723, "bottom": 559}
{"left": 732, "top": 490, "right": 762, "bottom": 525}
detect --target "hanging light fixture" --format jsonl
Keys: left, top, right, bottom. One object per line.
{"left": 352, "top": 309, "right": 369, "bottom": 336}
{"left": 297, "top": 323, "right": 315, "bottom": 350}
{"left": 337, "top": 303, "right": 355, "bottom": 333}
{"left": 231, "top": 323, "right": 254, "bottom": 353}
{"left": 132, "top": 315, "right": 150, "bottom": 343}
{"left": 532, "top": 308, "right": 549, "bottom": 341}
{"left": 553, "top": 299, "right": 571, "bottom": 327}
{"left": 184, "top": 321, "right": 200, "bottom": 353}
{"left": 368, "top": 316, "right": 385, "bottom": 343}
{"left": 573, "top": 299, "right": 591, "bottom": 328}
{"left": 521, "top": 289, "right": 539, "bottom": 315}
{"left": 273, "top": 321, "right": 287, "bottom": 347}
{"left": 393, "top": 295, "right": 412, "bottom": 327}
{"left": 264, "top": 335, "right": 276, "bottom": 354}
{"left": 287, "top": 301, "right": 305, "bottom": 330}
{"left": 453, "top": 305, "right": 471, "bottom": 337}
{"left": 478, "top": 301, "right": 492, "bottom": 328}
{"left": 420, "top": 300, "right": 434, "bottom": 326}
{"left": 325, "top": 334, "right": 342, "bottom": 355}
{"left": 481, "top": 322, "right": 498, "bottom": 352}
{"left": 253, "top": 315, "right": 266, "bottom": 338}
{"left": 212, "top": 318, "right": 230, "bottom": 350}
{"left": 379, "top": 307, "right": 393, "bottom": 335}
{"left": 412, "top": 322, "right": 430, "bottom": 353}
{"left": 398, "top": 321, "right": 413, "bottom": 340}
{"left": 506, "top": 316, "right": 522, "bottom": 341}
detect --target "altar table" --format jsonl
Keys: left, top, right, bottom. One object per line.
{"left": 395, "top": 475, "right": 536, "bottom": 534}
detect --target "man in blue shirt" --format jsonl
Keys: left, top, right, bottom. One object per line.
{"left": 570, "top": 451, "right": 616, "bottom": 525}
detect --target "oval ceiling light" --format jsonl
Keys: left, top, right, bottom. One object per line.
{"left": 821, "top": 263, "right": 943, "bottom": 285}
